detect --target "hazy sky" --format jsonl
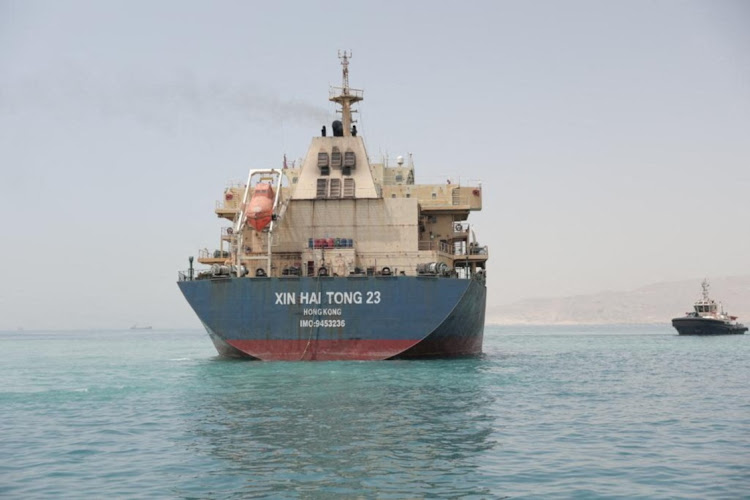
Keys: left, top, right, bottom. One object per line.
{"left": 1, "top": 0, "right": 749, "bottom": 329}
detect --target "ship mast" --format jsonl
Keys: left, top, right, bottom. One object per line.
{"left": 329, "top": 50, "right": 363, "bottom": 137}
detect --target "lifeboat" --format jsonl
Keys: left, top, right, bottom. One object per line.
{"left": 245, "top": 182, "right": 275, "bottom": 231}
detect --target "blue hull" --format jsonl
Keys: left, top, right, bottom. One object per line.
{"left": 177, "top": 275, "right": 486, "bottom": 360}
{"left": 672, "top": 317, "right": 747, "bottom": 335}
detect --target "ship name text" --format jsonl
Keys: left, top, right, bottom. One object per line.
{"left": 275, "top": 291, "right": 381, "bottom": 306}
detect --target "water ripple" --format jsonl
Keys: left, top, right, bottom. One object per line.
{"left": 0, "top": 327, "right": 748, "bottom": 498}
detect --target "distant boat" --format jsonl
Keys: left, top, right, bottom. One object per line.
{"left": 671, "top": 279, "right": 747, "bottom": 335}
{"left": 130, "top": 324, "right": 152, "bottom": 330}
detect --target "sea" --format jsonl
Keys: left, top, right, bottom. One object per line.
{"left": 1, "top": 325, "right": 748, "bottom": 499}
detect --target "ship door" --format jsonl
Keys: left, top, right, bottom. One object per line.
{"left": 307, "top": 261, "right": 314, "bottom": 277}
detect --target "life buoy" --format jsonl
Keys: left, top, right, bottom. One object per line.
{"left": 318, "top": 267, "right": 329, "bottom": 277}
{"left": 225, "top": 192, "right": 234, "bottom": 201}
{"left": 381, "top": 266, "right": 392, "bottom": 276}
{"left": 472, "top": 189, "right": 480, "bottom": 196}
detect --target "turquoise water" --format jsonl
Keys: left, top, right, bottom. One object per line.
{"left": 1, "top": 325, "right": 748, "bottom": 499}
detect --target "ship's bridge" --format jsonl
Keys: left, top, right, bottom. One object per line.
{"left": 291, "top": 136, "right": 379, "bottom": 200}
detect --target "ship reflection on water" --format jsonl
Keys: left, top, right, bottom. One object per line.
{"left": 181, "top": 358, "right": 499, "bottom": 497}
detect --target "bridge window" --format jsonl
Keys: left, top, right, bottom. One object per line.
{"left": 330, "top": 178, "right": 341, "bottom": 198}
{"left": 316, "top": 178, "right": 328, "bottom": 198}
{"left": 344, "top": 151, "right": 356, "bottom": 168}
{"left": 343, "top": 178, "right": 355, "bottom": 198}
{"left": 331, "top": 148, "right": 342, "bottom": 168}
{"left": 318, "top": 152, "right": 330, "bottom": 175}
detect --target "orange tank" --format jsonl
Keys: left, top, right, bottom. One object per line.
{"left": 245, "top": 183, "right": 274, "bottom": 231}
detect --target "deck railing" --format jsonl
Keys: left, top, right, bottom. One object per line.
{"left": 418, "top": 241, "right": 488, "bottom": 258}
{"left": 418, "top": 194, "right": 478, "bottom": 207}
{"left": 418, "top": 240, "right": 453, "bottom": 256}
{"left": 199, "top": 248, "right": 231, "bottom": 260}
{"left": 329, "top": 87, "right": 364, "bottom": 100}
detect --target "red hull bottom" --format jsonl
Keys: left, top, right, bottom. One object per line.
{"left": 227, "top": 339, "right": 419, "bottom": 361}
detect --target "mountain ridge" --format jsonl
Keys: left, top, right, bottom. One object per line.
{"left": 488, "top": 275, "right": 750, "bottom": 325}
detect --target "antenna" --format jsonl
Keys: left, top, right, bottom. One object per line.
{"left": 330, "top": 50, "right": 363, "bottom": 137}
{"left": 338, "top": 50, "right": 352, "bottom": 93}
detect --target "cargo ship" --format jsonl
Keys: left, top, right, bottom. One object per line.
{"left": 177, "top": 52, "right": 488, "bottom": 360}
{"left": 671, "top": 279, "right": 747, "bottom": 335}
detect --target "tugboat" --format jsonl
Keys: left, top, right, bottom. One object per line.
{"left": 176, "top": 52, "right": 488, "bottom": 360}
{"left": 671, "top": 279, "right": 747, "bottom": 335}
